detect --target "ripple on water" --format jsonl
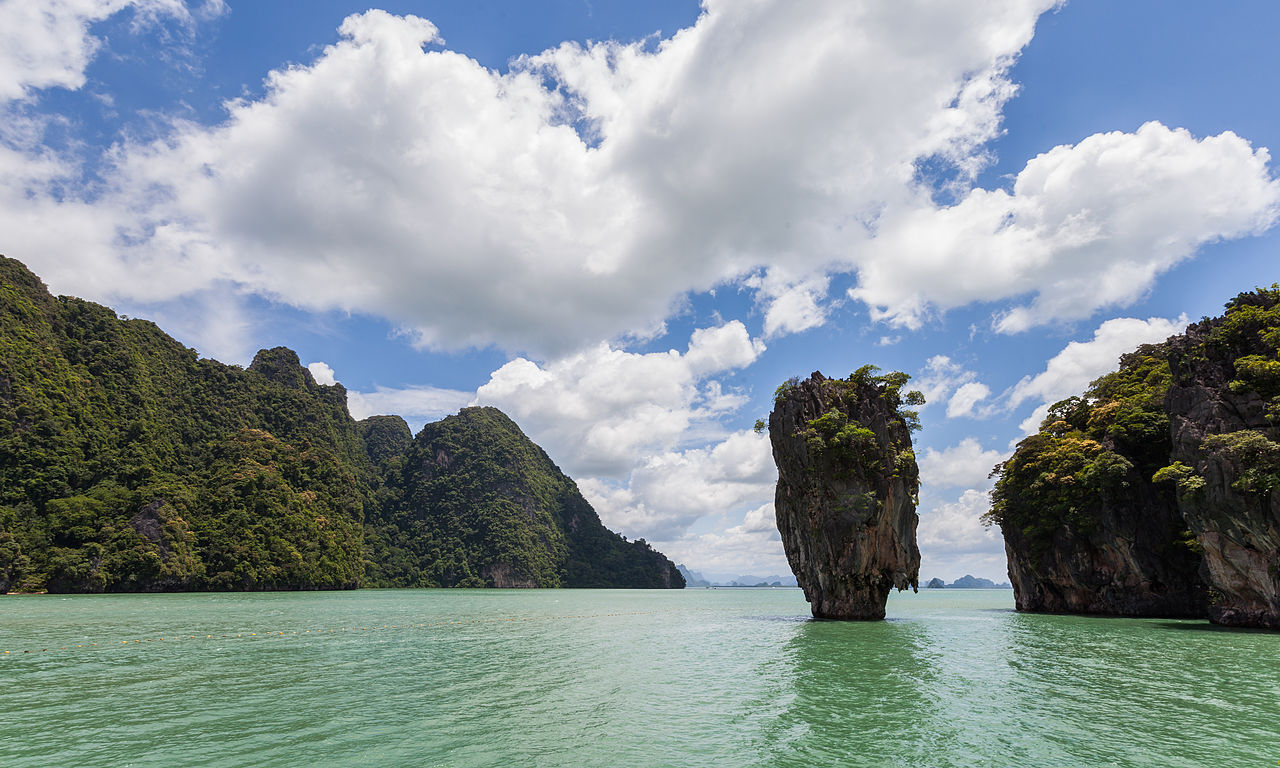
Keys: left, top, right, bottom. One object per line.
{"left": 2, "top": 588, "right": 1277, "bottom": 767}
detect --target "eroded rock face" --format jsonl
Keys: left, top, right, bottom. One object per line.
{"left": 990, "top": 341, "right": 1207, "bottom": 618}
{"left": 999, "top": 477, "right": 1205, "bottom": 618}
{"left": 1167, "top": 305, "right": 1280, "bottom": 628}
{"left": 769, "top": 370, "right": 920, "bottom": 620}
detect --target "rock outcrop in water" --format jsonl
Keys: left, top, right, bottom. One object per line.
{"left": 991, "top": 285, "right": 1280, "bottom": 628}
{"left": 768, "top": 368, "right": 922, "bottom": 619}
{"left": 992, "top": 345, "right": 1206, "bottom": 617}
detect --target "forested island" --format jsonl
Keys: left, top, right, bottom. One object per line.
{"left": 0, "top": 257, "right": 682, "bottom": 592}
{"left": 988, "top": 286, "right": 1280, "bottom": 628}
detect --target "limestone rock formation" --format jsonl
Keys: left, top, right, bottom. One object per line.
{"left": 1166, "top": 292, "right": 1280, "bottom": 628}
{"left": 769, "top": 369, "right": 921, "bottom": 619}
{"left": 0, "top": 255, "right": 685, "bottom": 593}
{"left": 991, "top": 344, "right": 1206, "bottom": 618}
{"left": 991, "top": 285, "right": 1280, "bottom": 628}
{"left": 369, "top": 406, "right": 685, "bottom": 589}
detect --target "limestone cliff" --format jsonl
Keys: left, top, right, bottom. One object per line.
{"left": 991, "top": 344, "right": 1206, "bottom": 618}
{"left": 1165, "top": 289, "right": 1280, "bottom": 628}
{"left": 992, "top": 285, "right": 1280, "bottom": 628}
{"left": 0, "top": 255, "right": 685, "bottom": 592}
{"left": 769, "top": 369, "right": 921, "bottom": 619}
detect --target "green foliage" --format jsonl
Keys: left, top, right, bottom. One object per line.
{"left": 1209, "top": 284, "right": 1280, "bottom": 421}
{"left": 773, "top": 377, "right": 800, "bottom": 406}
{"left": 775, "top": 368, "right": 922, "bottom": 492}
{"left": 990, "top": 284, "right": 1280, "bottom": 551}
{"left": 753, "top": 418, "right": 766, "bottom": 434}
{"left": 1202, "top": 430, "right": 1280, "bottom": 495}
{"left": 0, "top": 257, "right": 681, "bottom": 592}
{"left": 365, "top": 407, "right": 681, "bottom": 589}
{"left": 800, "top": 408, "right": 879, "bottom": 467}
{"left": 1152, "top": 461, "right": 1206, "bottom": 498}
{"left": 987, "top": 343, "right": 1172, "bottom": 549}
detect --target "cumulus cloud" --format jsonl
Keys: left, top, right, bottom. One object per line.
{"left": 0, "top": 0, "right": 194, "bottom": 102}
{"left": 346, "top": 385, "right": 473, "bottom": 431}
{"left": 918, "top": 437, "right": 1006, "bottom": 490}
{"left": 915, "top": 438, "right": 1009, "bottom": 578}
{"left": 1008, "top": 314, "right": 1188, "bottom": 432}
{"left": 744, "top": 270, "right": 832, "bottom": 338}
{"left": 4, "top": 4, "right": 1273, "bottom": 358}
{"left": 851, "top": 123, "right": 1280, "bottom": 331}
{"left": 1, "top": 1, "right": 1069, "bottom": 357}
{"left": 918, "top": 488, "right": 1003, "bottom": 558}
{"left": 579, "top": 429, "right": 775, "bottom": 540}
{"left": 946, "top": 381, "right": 992, "bottom": 419}
{"left": 306, "top": 361, "right": 337, "bottom": 386}
{"left": 657, "top": 502, "right": 790, "bottom": 577}
{"left": 474, "top": 321, "right": 763, "bottom": 477}
{"left": 914, "top": 355, "right": 991, "bottom": 419}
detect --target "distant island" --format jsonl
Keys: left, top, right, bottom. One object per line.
{"left": 677, "top": 565, "right": 797, "bottom": 588}
{"left": 0, "top": 257, "right": 683, "bottom": 593}
{"left": 924, "top": 575, "right": 1012, "bottom": 589}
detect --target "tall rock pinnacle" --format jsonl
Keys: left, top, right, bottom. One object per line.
{"left": 768, "top": 369, "right": 922, "bottom": 620}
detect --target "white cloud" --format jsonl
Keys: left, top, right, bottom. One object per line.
{"left": 5, "top": 5, "right": 1272, "bottom": 358}
{"left": 474, "top": 321, "right": 763, "bottom": 477}
{"left": 0, "top": 0, "right": 194, "bottom": 102}
{"left": 918, "top": 488, "right": 1002, "bottom": 556}
{"left": 946, "top": 381, "right": 992, "bottom": 419}
{"left": 346, "top": 385, "right": 473, "bottom": 431}
{"left": 306, "top": 361, "right": 336, "bottom": 386}
{"left": 655, "top": 502, "right": 790, "bottom": 578}
{"left": 579, "top": 429, "right": 775, "bottom": 541}
{"left": 1008, "top": 314, "right": 1188, "bottom": 432}
{"left": 851, "top": 123, "right": 1280, "bottom": 331}
{"left": 914, "top": 355, "right": 991, "bottom": 419}
{"left": 918, "top": 437, "right": 1006, "bottom": 490}
{"left": 2, "top": 1, "right": 1074, "bottom": 357}
{"left": 744, "top": 270, "right": 832, "bottom": 338}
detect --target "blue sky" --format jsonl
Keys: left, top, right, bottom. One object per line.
{"left": 2, "top": 0, "right": 1278, "bottom": 581}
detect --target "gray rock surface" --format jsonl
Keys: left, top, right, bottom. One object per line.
{"left": 1167, "top": 308, "right": 1280, "bottom": 628}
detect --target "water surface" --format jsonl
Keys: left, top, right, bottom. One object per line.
{"left": 2, "top": 589, "right": 1276, "bottom": 766}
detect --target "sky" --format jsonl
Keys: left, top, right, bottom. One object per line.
{"left": 2, "top": 0, "right": 1278, "bottom": 582}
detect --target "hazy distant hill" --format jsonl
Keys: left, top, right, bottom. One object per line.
{"left": 677, "top": 565, "right": 798, "bottom": 588}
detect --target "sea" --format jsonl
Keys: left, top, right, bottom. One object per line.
{"left": 2, "top": 588, "right": 1276, "bottom": 767}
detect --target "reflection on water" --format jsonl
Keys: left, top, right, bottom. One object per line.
{"left": 749, "top": 617, "right": 941, "bottom": 767}
{"left": 744, "top": 591, "right": 1280, "bottom": 768}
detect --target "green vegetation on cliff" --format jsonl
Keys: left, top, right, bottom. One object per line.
{"left": 988, "top": 285, "right": 1280, "bottom": 624}
{"left": 986, "top": 343, "right": 1175, "bottom": 552}
{"left": 366, "top": 407, "right": 681, "bottom": 588}
{"left": 768, "top": 369, "right": 922, "bottom": 619}
{"left": 0, "top": 256, "right": 681, "bottom": 592}
{"left": 989, "top": 285, "right": 1280, "bottom": 549}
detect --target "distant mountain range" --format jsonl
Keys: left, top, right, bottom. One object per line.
{"left": 677, "top": 565, "right": 798, "bottom": 588}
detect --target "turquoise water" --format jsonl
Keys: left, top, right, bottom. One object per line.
{"left": 2, "top": 588, "right": 1276, "bottom": 767}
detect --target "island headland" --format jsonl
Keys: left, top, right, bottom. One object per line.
{"left": 0, "top": 256, "right": 682, "bottom": 593}
{"left": 989, "top": 286, "right": 1280, "bottom": 628}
